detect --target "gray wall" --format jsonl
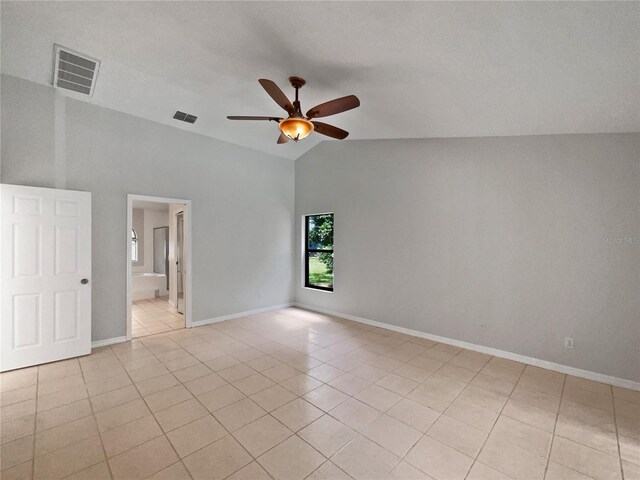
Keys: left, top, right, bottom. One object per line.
{"left": 295, "top": 134, "right": 640, "bottom": 382}
{"left": 1, "top": 75, "right": 295, "bottom": 342}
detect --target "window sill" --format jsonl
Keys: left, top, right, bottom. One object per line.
{"left": 302, "top": 287, "right": 334, "bottom": 294}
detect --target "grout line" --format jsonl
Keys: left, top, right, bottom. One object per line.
{"left": 115, "top": 342, "right": 196, "bottom": 480}
{"left": 304, "top": 460, "right": 354, "bottom": 480}
{"left": 318, "top": 347, "right": 479, "bottom": 474}
{"left": 462, "top": 362, "right": 527, "bottom": 480}
{"left": 611, "top": 386, "right": 626, "bottom": 480}
{"left": 79, "top": 354, "right": 116, "bottom": 480}
{"left": 541, "top": 382, "right": 624, "bottom": 479}
{"left": 550, "top": 388, "right": 626, "bottom": 460}
{"left": 53, "top": 357, "right": 114, "bottom": 480}
{"left": 132, "top": 297, "right": 185, "bottom": 339}
{"left": 320, "top": 346, "right": 526, "bottom": 476}
{"left": 130, "top": 327, "right": 291, "bottom": 480}
{"left": 8, "top": 308, "right": 632, "bottom": 480}
{"left": 542, "top": 373, "right": 567, "bottom": 479}
{"left": 170, "top": 323, "right": 361, "bottom": 478}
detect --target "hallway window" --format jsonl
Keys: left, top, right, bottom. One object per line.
{"left": 131, "top": 228, "right": 138, "bottom": 262}
{"left": 305, "top": 213, "right": 334, "bottom": 291}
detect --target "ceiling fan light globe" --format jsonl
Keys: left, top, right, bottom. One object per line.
{"left": 279, "top": 117, "right": 314, "bottom": 141}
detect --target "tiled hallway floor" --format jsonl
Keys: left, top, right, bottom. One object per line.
{"left": 1, "top": 308, "right": 638, "bottom": 480}
{"left": 132, "top": 297, "right": 184, "bottom": 338}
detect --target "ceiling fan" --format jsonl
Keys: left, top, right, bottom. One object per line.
{"left": 227, "top": 77, "right": 360, "bottom": 143}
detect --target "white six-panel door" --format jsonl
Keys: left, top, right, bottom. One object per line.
{"left": 1, "top": 184, "right": 91, "bottom": 371}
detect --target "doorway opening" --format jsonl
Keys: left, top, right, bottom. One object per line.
{"left": 126, "top": 195, "right": 192, "bottom": 339}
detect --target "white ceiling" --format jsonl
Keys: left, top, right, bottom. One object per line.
{"left": 2, "top": 1, "right": 638, "bottom": 160}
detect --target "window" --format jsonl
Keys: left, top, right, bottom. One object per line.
{"left": 305, "top": 213, "right": 334, "bottom": 291}
{"left": 131, "top": 228, "right": 138, "bottom": 262}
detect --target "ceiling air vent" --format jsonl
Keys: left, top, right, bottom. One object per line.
{"left": 53, "top": 45, "right": 100, "bottom": 97}
{"left": 173, "top": 111, "right": 197, "bottom": 124}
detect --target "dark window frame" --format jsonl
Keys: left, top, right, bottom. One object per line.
{"left": 304, "top": 213, "right": 334, "bottom": 292}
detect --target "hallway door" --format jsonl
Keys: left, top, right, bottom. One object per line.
{"left": 1, "top": 184, "right": 92, "bottom": 371}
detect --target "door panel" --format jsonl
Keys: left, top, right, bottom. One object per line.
{"left": 55, "top": 226, "right": 78, "bottom": 274}
{"left": 54, "top": 290, "right": 79, "bottom": 341}
{"left": 55, "top": 199, "right": 79, "bottom": 217}
{"left": 1, "top": 184, "right": 91, "bottom": 371}
{"left": 13, "top": 223, "right": 41, "bottom": 276}
{"left": 13, "top": 195, "right": 41, "bottom": 215}
{"left": 13, "top": 294, "right": 41, "bottom": 348}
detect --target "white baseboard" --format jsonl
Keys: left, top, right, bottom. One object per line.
{"left": 191, "top": 303, "right": 294, "bottom": 328}
{"left": 92, "top": 336, "right": 128, "bottom": 349}
{"left": 295, "top": 303, "right": 640, "bottom": 391}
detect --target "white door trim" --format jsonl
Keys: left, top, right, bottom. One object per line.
{"left": 126, "top": 194, "right": 192, "bottom": 340}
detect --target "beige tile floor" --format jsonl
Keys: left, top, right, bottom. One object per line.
{"left": 132, "top": 297, "right": 184, "bottom": 338}
{"left": 1, "top": 307, "right": 638, "bottom": 480}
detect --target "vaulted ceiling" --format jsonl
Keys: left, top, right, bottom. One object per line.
{"left": 2, "top": 1, "right": 638, "bottom": 160}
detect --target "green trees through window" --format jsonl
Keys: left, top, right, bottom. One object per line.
{"left": 305, "top": 213, "right": 334, "bottom": 291}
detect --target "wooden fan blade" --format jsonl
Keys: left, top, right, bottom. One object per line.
{"left": 306, "top": 95, "right": 360, "bottom": 119}
{"left": 227, "top": 116, "right": 281, "bottom": 121}
{"left": 277, "top": 132, "right": 289, "bottom": 144}
{"left": 311, "top": 121, "right": 349, "bottom": 140}
{"left": 258, "top": 79, "right": 294, "bottom": 114}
